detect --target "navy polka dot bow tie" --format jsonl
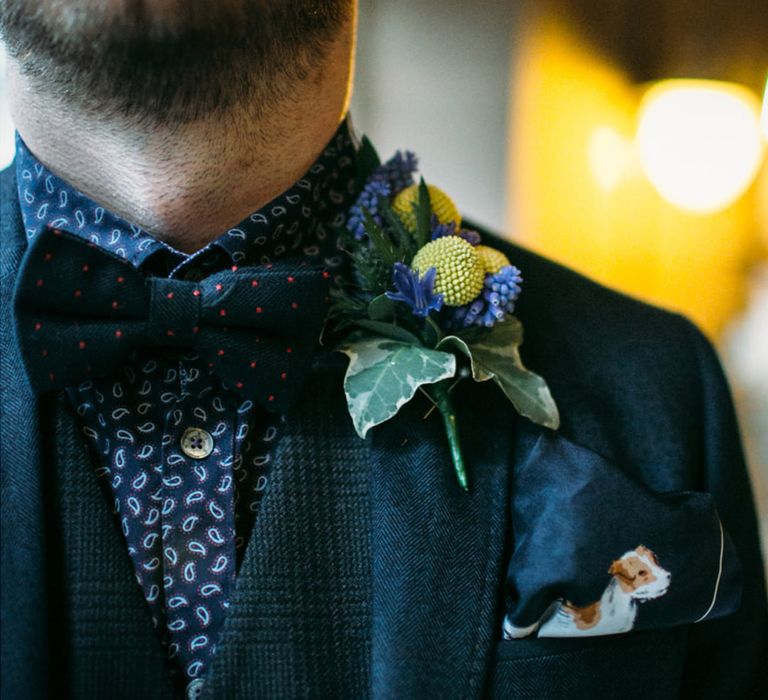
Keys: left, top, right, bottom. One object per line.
{"left": 13, "top": 227, "right": 334, "bottom": 412}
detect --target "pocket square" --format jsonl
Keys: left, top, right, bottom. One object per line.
{"left": 502, "top": 433, "right": 741, "bottom": 639}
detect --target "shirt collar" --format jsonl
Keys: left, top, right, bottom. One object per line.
{"left": 15, "top": 119, "right": 358, "bottom": 277}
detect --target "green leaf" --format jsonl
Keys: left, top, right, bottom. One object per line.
{"left": 363, "top": 211, "right": 401, "bottom": 267}
{"left": 377, "top": 197, "right": 417, "bottom": 260}
{"left": 368, "top": 293, "right": 397, "bottom": 321}
{"left": 423, "top": 315, "right": 445, "bottom": 348}
{"left": 415, "top": 177, "right": 433, "bottom": 248}
{"left": 352, "top": 320, "right": 423, "bottom": 346}
{"left": 356, "top": 136, "right": 381, "bottom": 190}
{"left": 439, "top": 318, "right": 560, "bottom": 429}
{"left": 339, "top": 337, "right": 457, "bottom": 438}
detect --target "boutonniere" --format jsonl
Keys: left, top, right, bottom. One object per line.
{"left": 326, "top": 138, "right": 559, "bottom": 490}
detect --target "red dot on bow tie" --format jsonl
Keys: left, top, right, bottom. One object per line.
{"left": 166, "top": 329, "right": 175, "bottom": 337}
{"left": 192, "top": 289, "right": 201, "bottom": 297}
{"left": 74, "top": 290, "right": 82, "bottom": 298}
{"left": 208, "top": 362, "right": 214, "bottom": 368}
{"left": 78, "top": 340, "right": 87, "bottom": 350}
{"left": 265, "top": 263, "right": 273, "bottom": 270}
{"left": 52, "top": 229, "right": 63, "bottom": 237}
{"left": 43, "top": 252, "right": 53, "bottom": 262}
{"left": 36, "top": 279, "right": 44, "bottom": 287}
{"left": 111, "top": 301, "right": 119, "bottom": 310}
{"left": 41, "top": 349, "right": 49, "bottom": 357}
{"left": 115, "top": 330, "right": 124, "bottom": 338}
{"left": 49, "top": 372, "right": 55, "bottom": 381}
{"left": 268, "top": 395, "right": 275, "bottom": 402}
{"left": 255, "top": 307, "right": 263, "bottom": 314}
{"left": 251, "top": 280, "right": 259, "bottom": 288}
{"left": 217, "top": 349, "right": 225, "bottom": 356}
{"left": 290, "top": 302, "right": 298, "bottom": 309}
{"left": 280, "top": 372, "right": 287, "bottom": 380}
{"left": 322, "top": 271, "right": 330, "bottom": 279}
{"left": 287, "top": 276, "right": 295, "bottom": 283}
{"left": 34, "top": 322, "right": 42, "bottom": 331}
{"left": 250, "top": 361, "right": 257, "bottom": 368}
{"left": 231, "top": 265, "right": 238, "bottom": 272}
{"left": 82, "top": 264, "right": 90, "bottom": 272}
{"left": 116, "top": 276, "right": 125, "bottom": 283}
{"left": 166, "top": 292, "right": 174, "bottom": 300}
{"left": 235, "top": 381, "right": 243, "bottom": 389}
{"left": 192, "top": 326, "right": 200, "bottom": 334}
{"left": 215, "top": 283, "right": 223, "bottom": 292}
{"left": 219, "top": 309, "right": 227, "bottom": 317}
{"left": 286, "top": 347, "right": 293, "bottom": 354}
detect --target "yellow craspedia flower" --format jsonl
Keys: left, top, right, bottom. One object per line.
{"left": 411, "top": 236, "right": 484, "bottom": 306}
{"left": 475, "top": 245, "right": 511, "bottom": 275}
{"left": 392, "top": 184, "right": 461, "bottom": 232}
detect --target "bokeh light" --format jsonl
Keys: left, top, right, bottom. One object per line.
{"left": 637, "top": 80, "right": 764, "bottom": 214}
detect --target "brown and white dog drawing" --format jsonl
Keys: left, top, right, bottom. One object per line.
{"left": 503, "top": 546, "right": 671, "bottom": 639}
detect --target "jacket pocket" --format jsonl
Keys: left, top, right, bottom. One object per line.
{"left": 489, "top": 627, "right": 687, "bottom": 699}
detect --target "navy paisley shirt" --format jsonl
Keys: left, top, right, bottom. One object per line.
{"left": 14, "top": 122, "right": 358, "bottom": 694}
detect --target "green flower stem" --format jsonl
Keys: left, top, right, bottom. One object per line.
{"left": 430, "top": 380, "right": 469, "bottom": 491}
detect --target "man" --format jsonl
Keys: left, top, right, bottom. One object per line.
{"left": 0, "top": 1, "right": 765, "bottom": 699}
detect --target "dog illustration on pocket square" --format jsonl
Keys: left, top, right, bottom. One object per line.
{"left": 503, "top": 545, "right": 671, "bottom": 639}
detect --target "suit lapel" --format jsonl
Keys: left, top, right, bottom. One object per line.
{"left": 369, "top": 380, "right": 540, "bottom": 699}
{"left": 2, "top": 167, "right": 172, "bottom": 698}
{"left": 50, "top": 397, "right": 175, "bottom": 698}
{"left": 1, "top": 166, "right": 52, "bottom": 700}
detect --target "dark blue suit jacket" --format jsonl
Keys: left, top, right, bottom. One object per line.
{"left": 2, "top": 164, "right": 766, "bottom": 698}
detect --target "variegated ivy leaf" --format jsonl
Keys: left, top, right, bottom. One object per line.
{"left": 340, "top": 337, "right": 457, "bottom": 438}
{"left": 438, "top": 318, "right": 560, "bottom": 430}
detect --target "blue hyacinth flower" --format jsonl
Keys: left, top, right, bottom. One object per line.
{"left": 385, "top": 262, "right": 444, "bottom": 318}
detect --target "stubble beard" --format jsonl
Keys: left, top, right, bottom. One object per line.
{"left": 0, "top": 0, "right": 351, "bottom": 125}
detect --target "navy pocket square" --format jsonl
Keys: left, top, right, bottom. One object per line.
{"left": 502, "top": 433, "right": 742, "bottom": 639}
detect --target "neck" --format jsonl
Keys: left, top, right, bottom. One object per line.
{"left": 7, "top": 27, "right": 355, "bottom": 254}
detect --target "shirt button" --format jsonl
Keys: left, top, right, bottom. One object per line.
{"left": 187, "top": 678, "right": 205, "bottom": 700}
{"left": 180, "top": 427, "right": 214, "bottom": 459}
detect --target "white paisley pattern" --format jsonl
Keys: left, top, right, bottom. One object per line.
{"left": 15, "top": 121, "right": 358, "bottom": 689}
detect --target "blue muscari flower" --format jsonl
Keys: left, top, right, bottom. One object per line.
{"left": 373, "top": 150, "right": 419, "bottom": 195}
{"left": 451, "top": 265, "right": 523, "bottom": 328}
{"left": 430, "top": 217, "right": 481, "bottom": 246}
{"left": 385, "top": 262, "right": 444, "bottom": 318}
{"left": 346, "top": 180, "right": 390, "bottom": 240}
{"left": 346, "top": 151, "right": 419, "bottom": 240}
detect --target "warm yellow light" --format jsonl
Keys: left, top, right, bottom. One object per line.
{"left": 588, "top": 126, "right": 633, "bottom": 193}
{"left": 761, "top": 75, "right": 768, "bottom": 141}
{"left": 637, "top": 80, "right": 764, "bottom": 214}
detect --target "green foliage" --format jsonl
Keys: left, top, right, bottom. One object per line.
{"left": 376, "top": 197, "right": 418, "bottom": 261}
{"left": 339, "top": 336, "right": 457, "bottom": 438}
{"left": 438, "top": 318, "right": 560, "bottom": 430}
{"left": 355, "top": 136, "right": 382, "bottom": 191}
{"left": 415, "top": 178, "right": 433, "bottom": 249}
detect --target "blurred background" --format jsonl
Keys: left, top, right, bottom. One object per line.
{"left": 0, "top": 0, "right": 766, "bottom": 557}
{"left": 351, "top": 0, "right": 767, "bottom": 557}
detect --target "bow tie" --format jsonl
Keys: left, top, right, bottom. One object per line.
{"left": 13, "top": 227, "right": 334, "bottom": 412}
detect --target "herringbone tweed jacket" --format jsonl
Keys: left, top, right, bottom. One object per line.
{"left": 2, "top": 164, "right": 766, "bottom": 699}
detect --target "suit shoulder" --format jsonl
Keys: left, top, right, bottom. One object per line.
{"left": 473, "top": 223, "right": 700, "bottom": 352}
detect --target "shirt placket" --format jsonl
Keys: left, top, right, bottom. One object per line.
{"left": 159, "top": 358, "right": 237, "bottom": 684}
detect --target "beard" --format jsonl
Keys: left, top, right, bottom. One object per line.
{"left": 0, "top": 0, "right": 351, "bottom": 124}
